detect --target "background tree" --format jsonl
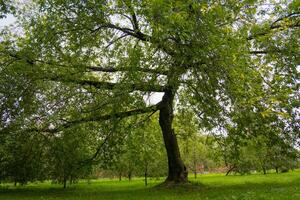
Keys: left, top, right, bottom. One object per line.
{"left": 108, "top": 115, "right": 167, "bottom": 185}
{"left": 174, "top": 109, "right": 217, "bottom": 178}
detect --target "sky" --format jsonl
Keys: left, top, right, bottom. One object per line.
{"left": 0, "top": 14, "right": 16, "bottom": 29}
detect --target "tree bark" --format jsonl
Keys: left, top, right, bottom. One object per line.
{"left": 159, "top": 89, "right": 188, "bottom": 184}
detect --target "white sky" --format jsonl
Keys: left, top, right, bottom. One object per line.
{"left": 144, "top": 92, "right": 164, "bottom": 105}
{"left": 0, "top": 14, "right": 16, "bottom": 28}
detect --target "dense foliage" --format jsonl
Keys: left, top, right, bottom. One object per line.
{"left": 0, "top": 0, "right": 299, "bottom": 186}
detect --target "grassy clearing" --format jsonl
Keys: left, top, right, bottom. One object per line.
{"left": 1, "top": 171, "right": 300, "bottom": 200}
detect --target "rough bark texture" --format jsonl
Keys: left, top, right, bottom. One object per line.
{"left": 159, "top": 89, "right": 188, "bottom": 184}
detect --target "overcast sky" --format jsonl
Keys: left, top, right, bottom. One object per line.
{"left": 0, "top": 14, "right": 16, "bottom": 29}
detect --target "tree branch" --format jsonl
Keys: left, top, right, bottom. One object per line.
{"left": 250, "top": 50, "right": 273, "bottom": 54}
{"left": 91, "top": 23, "right": 151, "bottom": 42}
{"left": 91, "top": 23, "right": 175, "bottom": 56}
{"left": 3, "top": 52, "right": 166, "bottom": 92}
{"left": 46, "top": 76, "right": 165, "bottom": 92}
{"left": 249, "top": 48, "right": 298, "bottom": 55}
{"left": 6, "top": 51, "right": 168, "bottom": 75}
{"left": 87, "top": 66, "right": 168, "bottom": 75}
{"left": 30, "top": 104, "right": 160, "bottom": 133}
{"left": 247, "top": 13, "right": 300, "bottom": 40}
{"left": 76, "top": 108, "right": 159, "bottom": 167}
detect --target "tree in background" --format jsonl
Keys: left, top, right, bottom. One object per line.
{"left": 174, "top": 109, "right": 218, "bottom": 178}
{"left": 109, "top": 115, "right": 167, "bottom": 185}
{"left": 218, "top": 128, "right": 299, "bottom": 175}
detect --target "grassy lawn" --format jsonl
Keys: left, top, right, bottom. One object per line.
{"left": 1, "top": 171, "right": 300, "bottom": 200}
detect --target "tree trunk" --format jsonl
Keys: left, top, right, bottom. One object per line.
{"left": 119, "top": 172, "right": 122, "bottom": 181}
{"left": 226, "top": 165, "right": 235, "bottom": 176}
{"left": 144, "top": 172, "right": 148, "bottom": 186}
{"left": 128, "top": 171, "right": 132, "bottom": 181}
{"left": 63, "top": 176, "right": 67, "bottom": 189}
{"left": 193, "top": 146, "right": 197, "bottom": 179}
{"left": 193, "top": 159, "right": 197, "bottom": 179}
{"left": 144, "top": 164, "right": 148, "bottom": 186}
{"left": 159, "top": 90, "right": 188, "bottom": 184}
{"left": 262, "top": 166, "right": 266, "bottom": 175}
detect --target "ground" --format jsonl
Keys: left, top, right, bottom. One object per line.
{"left": 1, "top": 171, "right": 300, "bottom": 200}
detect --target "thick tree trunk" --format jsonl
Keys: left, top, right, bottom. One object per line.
{"left": 159, "top": 90, "right": 188, "bottom": 184}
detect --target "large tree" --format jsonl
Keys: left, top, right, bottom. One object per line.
{"left": 0, "top": 0, "right": 299, "bottom": 184}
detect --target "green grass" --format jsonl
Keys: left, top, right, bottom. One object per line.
{"left": 1, "top": 171, "right": 300, "bottom": 200}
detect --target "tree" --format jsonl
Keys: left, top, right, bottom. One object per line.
{"left": 134, "top": 115, "right": 168, "bottom": 185}
{"left": 48, "top": 125, "right": 95, "bottom": 188}
{"left": 108, "top": 115, "right": 167, "bottom": 185}
{"left": 217, "top": 109, "right": 300, "bottom": 175}
{"left": 0, "top": 0, "right": 299, "bottom": 184}
{"left": 174, "top": 108, "right": 217, "bottom": 178}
